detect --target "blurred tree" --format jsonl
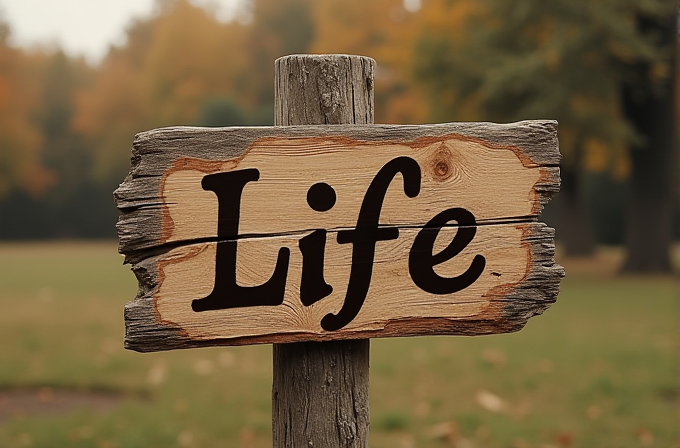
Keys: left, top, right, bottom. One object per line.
{"left": 144, "top": 0, "right": 251, "bottom": 124}
{"left": 37, "top": 52, "right": 115, "bottom": 237}
{"left": 0, "top": 45, "right": 117, "bottom": 238}
{"left": 245, "top": 0, "right": 314, "bottom": 120}
{"left": 73, "top": 0, "right": 252, "bottom": 185}
{"left": 196, "top": 96, "right": 247, "bottom": 126}
{"left": 310, "top": 0, "right": 429, "bottom": 123}
{"left": 40, "top": 52, "right": 94, "bottom": 205}
{"left": 0, "top": 20, "right": 54, "bottom": 198}
{"left": 5, "top": 0, "right": 671, "bottom": 246}
{"left": 620, "top": 8, "right": 677, "bottom": 271}
{"left": 413, "top": 0, "right": 675, "bottom": 264}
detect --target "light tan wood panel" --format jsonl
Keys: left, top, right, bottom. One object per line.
{"left": 160, "top": 135, "right": 548, "bottom": 245}
{"left": 122, "top": 221, "right": 562, "bottom": 349}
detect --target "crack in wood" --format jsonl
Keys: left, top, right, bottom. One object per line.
{"left": 120, "top": 215, "right": 541, "bottom": 263}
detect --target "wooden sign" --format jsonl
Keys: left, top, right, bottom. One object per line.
{"left": 115, "top": 120, "right": 564, "bottom": 352}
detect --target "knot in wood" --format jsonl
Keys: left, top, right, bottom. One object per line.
{"left": 435, "top": 161, "right": 449, "bottom": 177}
{"left": 429, "top": 144, "right": 454, "bottom": 182}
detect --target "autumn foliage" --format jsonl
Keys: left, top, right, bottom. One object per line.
{"left": 0, "top": 0, "right": 676, "bottom": 269}
{"left": 0, "top": 25, "right": 54, "bottom": 197}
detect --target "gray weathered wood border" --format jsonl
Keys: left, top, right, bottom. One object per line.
{"left": 115, "top": 119, "right": 563, "bottom": 352}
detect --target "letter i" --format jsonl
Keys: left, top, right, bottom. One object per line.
{"left": 299, "top": 182, "right": 336, "bottom": 306}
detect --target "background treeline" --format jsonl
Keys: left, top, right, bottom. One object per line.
{"left": 0, "top": 0, "right": 677, "bottom": 271}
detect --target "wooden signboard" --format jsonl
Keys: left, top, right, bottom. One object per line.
{"left": 115, "top": 120, "right": 564, "bottom": 352}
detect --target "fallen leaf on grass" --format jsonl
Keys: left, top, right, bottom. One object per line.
{"left": 428, "top": 421, "right": 458, "bottom": 439}
{"left": 414, "top": 400, "right": 430, "bottom": 417}
{"left": 16, "top": 433, "right": 32, "bottom": 447}
{"left": 37, "top": 387, "right": 54, "bottom": 403}
{"left": 239, "top": 427, "right": 255, "bottom": 448}
{"left": 71, "top": 426, "right": 95, "bottom": 441}
{"left": 398, "top": 434, "right": 416, "bottom": 448}
{"left": 538, "top": 359, "right": 554, "bottom": 373}
{"left": 174, "top": 399, "right": 188, "bottom": 413}
{"left": 100, "top": 337, "right": 118, "bottom": 354}
{"left": 586, "top": 405, "right": 602, "bottom": 420}
{"left": 513, "top": 438, "right": 530, "bottom": 448}
{"left": 427, "top": 421, "right": 460, "bottom": 447}
{"left": 475, "top": 426, "right": 490, "bottom": 439}
{"left": 637, "top": 428, "right": 654, "bottom": 447}
{"left": 219, "top": 350, "right": 236, "bottom": 368}
{"left": 481, "top": 348, "right": 507, "bottom": 367}
{"left": 178, "top": 430, "right": 193, "bottom": 447}
{"left": 457, "top": 439, "right": 475, "bottom": 448}
{"left": 194, "top": 358, "right": 214, "bottom": 376}
{"left": 475, "top": 390, "right": 506, "bottom": 413}
{"left": 556, "top": 432, "right": 573, "bottom": 447}
{"left": 512, "top": 401, "right": 533, "bottom": 419}
{"left": 147, "top": 362, "right": 167, "bottom": 386}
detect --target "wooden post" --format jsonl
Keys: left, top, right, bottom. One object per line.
{"left": 272, "top": 54, "right": 374, "bottom": 448}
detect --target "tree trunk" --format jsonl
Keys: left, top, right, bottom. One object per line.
{"left": 272, "top": 54, "right": 374, "bottom": 448}
{"left": 621, "top": 12, "right": 677, "bottom": 273}
{"left": 555, "top": 164, "right": 595, "bottom": 256}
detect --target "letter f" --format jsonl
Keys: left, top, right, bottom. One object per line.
{"left": 321, "top": 157, "right": 421, "bottom": 331}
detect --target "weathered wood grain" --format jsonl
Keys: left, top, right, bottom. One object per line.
{"left": 116, "top": 122, "right": 562, "bottom": 348}
{"left": 115, "top": 120, "right": 563, "bottom": 349}
{"left": 116, "top": 122, "right": 563, "bottom": 352}
{"left": 272, "top": 339, "right": 370, "bottom": 448}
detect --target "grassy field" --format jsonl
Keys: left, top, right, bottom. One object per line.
{"left": 0, "top": 242, "right": 677, "bottom": 448}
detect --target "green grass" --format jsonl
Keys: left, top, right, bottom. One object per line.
{"left": 0, "top": 242, "right": 677, "bottom": 447}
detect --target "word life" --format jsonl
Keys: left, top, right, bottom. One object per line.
{"left": 192, "top": 156, "right": 486, "bottom": 331}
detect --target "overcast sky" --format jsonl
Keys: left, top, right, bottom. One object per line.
{"left": 0, "top": 0, "right": 242, "bottom": 63}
